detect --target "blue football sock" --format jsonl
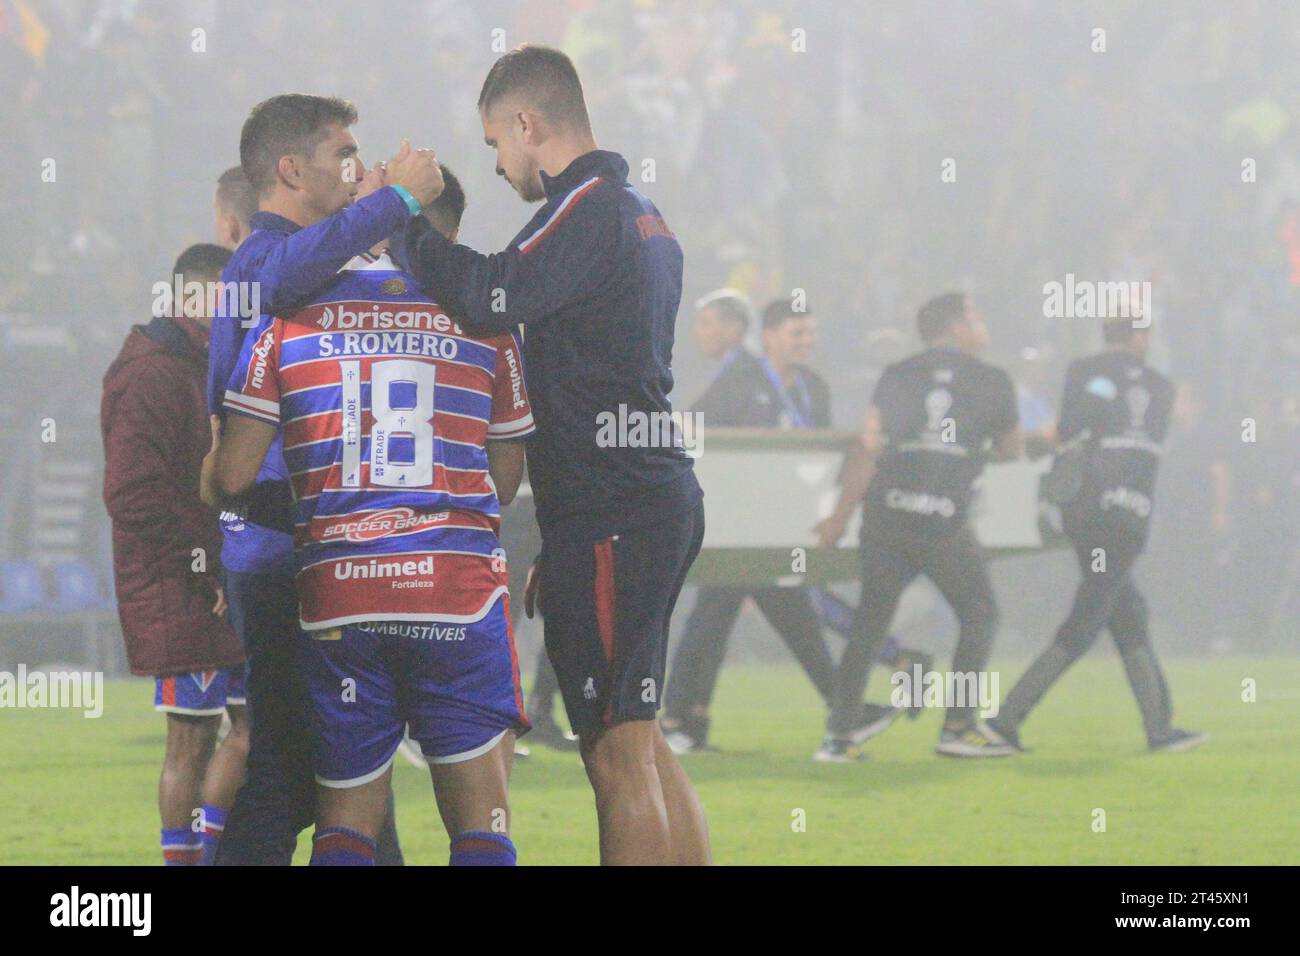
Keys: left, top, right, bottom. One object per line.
{"left": 450, "top": 830, "right": 517, "bottom": 866}
{"left": 310, "top": 826, "right": 376, "bottom": 866}
{"left": 199, "top": 804, "right": 227, "bottom": 866}
{"left": 161, "top": 826, "right": 202, "bottom": 866}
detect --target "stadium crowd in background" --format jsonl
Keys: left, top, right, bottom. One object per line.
{"left": 3, "top": 0, "right": 1298, "bottom": 652}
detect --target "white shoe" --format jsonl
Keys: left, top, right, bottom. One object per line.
{"left": 664, "top": 731, "right": 696, "bottom": 755}
{"left": 813, "top": 737, "right": 864, "bottom": 763}
{"left": 935, "top": 724, "right": 1017, "bottom": 758}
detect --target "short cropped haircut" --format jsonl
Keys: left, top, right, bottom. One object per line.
{"left": 1103, "top": 316, "right": 1144, "bottom": 345}
{"left": 695, "top": 288, "right": 754, "bottom": 332}
{"left": 424, "top": 163, "right": 466, "bottom": 234}
{"left": 762, "top": 297, "right": 809, "bottom": 331}
{"left": 916, "top": 292, "right": 967, "bottom": 342}
{"left": 477, "top": 44, "right": 591, "bottom": 133}
{"left": 239, "top": 94, "right": 358, "bottom": 196}
{"left": 216, "top": 166, "right": 258, "bottom": 227}
{"left": 172, "top": 243, "right": 232, "bottom": 283}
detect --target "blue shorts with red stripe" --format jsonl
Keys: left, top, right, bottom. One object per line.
{"left": 540, "top": 501, "right": 705, "bottom": 739}
{"left": 154, "top": 665, "right": 247, "bottom": 716}
{"left": 297, "top": 595, "right": 527, "bottom": 788}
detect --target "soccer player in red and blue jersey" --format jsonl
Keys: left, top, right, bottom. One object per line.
{"left": 204, "top": 237, "right": 533, "bottom": 866}
{"left": 206, "top": 95, "right": 443, "bottom": 864}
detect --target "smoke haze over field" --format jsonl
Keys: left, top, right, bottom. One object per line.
{"left": 1, "top": 0, "right": 1297, "bottom": 659}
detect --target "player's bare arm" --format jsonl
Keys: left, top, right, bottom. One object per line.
{"left": 486, "top": 440, "right": 526, "bottom": 506}
{"left": 200, "top": 414, "right": 277, "bottom": 508}
{"left": 813, "top": 404, "right": 881, "bottom": 549}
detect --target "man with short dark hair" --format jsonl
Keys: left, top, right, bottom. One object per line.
{"left": 423, "top": 164, "right": 466, "bottom": 239}
{"left": 214, "top": 166, "right": 257, "bottom": 251}
{"left": 204, "top": 165, "right": 534, "bottom": 865}
{"left": 989, "top": 319, "right": 1207, "bottom": 753}
{"left": 662, "top": 294, "right": 836, "bottom": 753}
{"left": 815, "top": 292, "right": 1022, "bottom": 761}
{"left": 395, "top": 44, "right": 709, "bottom": 865}
{"left": 208, "top": 93, "right": 444, "bottom": 865}
{"left": 690, "top": 288, "right": 753, "bottom": 370}
{"left": 102, "top": 243, "right": 249, "bottom": 865}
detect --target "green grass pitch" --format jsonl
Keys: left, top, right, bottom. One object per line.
{"left": 1, "top": 657, "right": 1295, "bottom": 865}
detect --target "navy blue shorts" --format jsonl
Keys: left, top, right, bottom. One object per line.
{"left": 298, "top": 596, "right": 527, "bottom": 788}
{"left": 155, "top": 665, "right": 247, "bottom": 715}
{"left": 540, "top": 501, "right": 704, "bottom": 739}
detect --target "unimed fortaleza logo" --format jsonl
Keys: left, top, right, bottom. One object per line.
{"left": 0, "top": 665, "right": 103, "bottom": 718}
{"left": 333, "top": 555, "right": 435, "bottom": 586}
{"left": 50, "top": 886, "right": 151, "bottom": 936}
{"left": 1042, "top": 273, "right": 1152, "bottom": 326}
{"left": 595, "top": 404, "right": 704, "bottom": 457}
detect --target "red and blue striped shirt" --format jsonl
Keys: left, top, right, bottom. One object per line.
{"left": 224, "top": 254, "right": 534, "bottom": 629}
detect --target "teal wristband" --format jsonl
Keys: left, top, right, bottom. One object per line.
{"left": 390, "top": 184, "right": 422, "bottom": 216}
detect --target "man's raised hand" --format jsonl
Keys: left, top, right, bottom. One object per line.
{"left": 355, "top": 161, "right": 388, "bottom": 201}
{"left": 386, "top": 140, "right": 444, "bottom": 208}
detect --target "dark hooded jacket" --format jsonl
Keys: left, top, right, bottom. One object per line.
{"left": 101, "top": 315, "right": 243, "bottom": 676}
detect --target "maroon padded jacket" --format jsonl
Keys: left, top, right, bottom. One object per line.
{"left": 101, "top": 315, "right": 244, "bottom": 677}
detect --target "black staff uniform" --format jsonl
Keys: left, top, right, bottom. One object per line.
{"left": 828, "top": 345, "right": 1018, "bottom": 737}
{"left": 664, "top": 347, "right": 834, "bottom": 747}
{"left": 996, "top": 348, "right": 1182, "bottom": 745}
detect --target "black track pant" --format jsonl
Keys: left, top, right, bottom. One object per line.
{"left": 829, "top": 525, "right": 997, "bottom": 736}
{"left": 665, "top": 586, "right": 834, "bottom": 744}
{"left": 998, "top": 539, "right": 1172, "bottom": 742}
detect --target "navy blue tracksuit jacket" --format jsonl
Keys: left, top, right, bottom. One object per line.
{"left": 394, "top": 149, "right": 701, "bottom": 543}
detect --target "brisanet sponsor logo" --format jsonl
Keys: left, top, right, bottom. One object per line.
{"left": 322, "top": 508, "right": 450, "bottom": 543}
{"left": 50, "top": 886, "right": 151, "bottom": 936}
{"left": 316, "top": 303, "right": 463, "bottom": 333}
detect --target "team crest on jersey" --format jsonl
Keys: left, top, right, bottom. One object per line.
{"left": 381, "top": 277, "right": 407, "bottom": 295}
{"left": 321, "top": 507, "right": 451, "bottom": 543}
{"left": 189, "top": 670, "right": 217, "bottom": 692}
